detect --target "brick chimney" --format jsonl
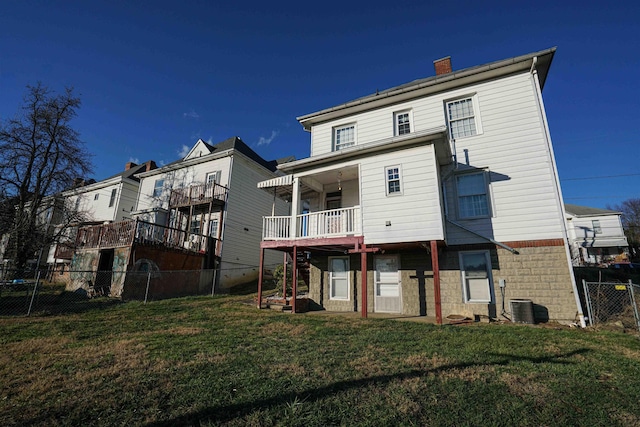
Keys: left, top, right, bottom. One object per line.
{"left": 125, "top": 161, "right": 137, "bottom": 171}
{"left": 145, "top": 160, "right": 157, "bottom": 172}
{"left": 434, "top": 56, "right": 452, "bottom": 76}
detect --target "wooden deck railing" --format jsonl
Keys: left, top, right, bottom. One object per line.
{"left": 75, "top": 220, "right": 219, "bottom": 255}
{"left": 169, "top": 182, "right": 228, "bottom": 208}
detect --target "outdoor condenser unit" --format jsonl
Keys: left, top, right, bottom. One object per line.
{"left": 510, "top": 299, "right": 535, "bottom": 324}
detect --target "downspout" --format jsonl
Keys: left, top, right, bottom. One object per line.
{"left": 446, "top": 217, "right": 519, "bottom": 254}
{"left": 531, "top": 58, "right": 586, "bottom": 327}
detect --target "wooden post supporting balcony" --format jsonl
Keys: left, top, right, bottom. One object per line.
{"left": 361, "top": 249, "right": 367, "bottom": 318}
{"left": 291, "top": 245, "right": 297, "bottom": 313}
{"left": 431, "top": 240, "right": 442, "bottom": 325}
{"left": 257, "top": 247, "right": 264, "bottom": 309}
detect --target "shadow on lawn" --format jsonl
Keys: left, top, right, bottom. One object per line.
{"left": 144, "top": 348, "right": 591, "bottom": 426}
{"left": 0, "top": 290, "right": 122, "bottom": 317}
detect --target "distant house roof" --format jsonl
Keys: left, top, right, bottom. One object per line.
{"left": 102, "top": 160, "right": 157, "bottom": 183}
{"left": 565, "top": 204, "right": 620, "bottom": 217}
{"left": 211, "top": 136, "right": 279, "bottom": 172}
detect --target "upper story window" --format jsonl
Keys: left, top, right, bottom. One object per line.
{"left": 206, "top": 171, "right": 221, "bottom": 186}
{"left": 394, "top": 111, "right": 412, "bottom": 136}
{"left": 94, "top": 194, "right": 99, "bottom": 201}
{"left": 109, "top": 189, "right": 117, "bottom": 207}
{"left": 446, "top": 95, "right": 482, "bottom": 139}
{"left": 152, "top": 179, "right": 164, "bottom": 198}
{"left": 592, "top": 220, "right": 602, "bottom": 234}
{"left": 456, "top": 172, "right": 489, "bottom": 218}
{"left": 333, "top": 124, "right": 356, "bottom": 151}
{"left": 386, "top": 166, "right": 402, "bottom": 195}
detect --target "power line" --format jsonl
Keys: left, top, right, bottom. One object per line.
{"left": 562, "top": 173, "right": 640, "bottom": 181}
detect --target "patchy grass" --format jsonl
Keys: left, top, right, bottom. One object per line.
{"left": 1, "top": 295, "right": 640, "bottom": 426}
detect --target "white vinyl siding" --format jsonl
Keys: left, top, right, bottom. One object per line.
{"left": 360, "top": 144, "right": 444, "bottom": 244}
{"left": 460, "top": 251, "right": 493, "bottom": 303}
{"left": 456, "top": 173, "right": 489, "bottom": 218}
{"left": 329, "top": 257, "right": 350, "bottom": 300}
{"left": 308, "top": 72, "right": 565, "bottom": 243}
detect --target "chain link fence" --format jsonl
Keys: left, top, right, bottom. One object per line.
{"left": 0, "top": 266, "right": 266, "bottom": 317}
{"left": 582, "top": 279, "right": 640, "bottom": 333}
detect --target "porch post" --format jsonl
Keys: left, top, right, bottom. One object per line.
{"left": 283, "top": 252, "right": 288, "bottom": 301}
{"left": 257, "top": 247, "right": 264, "bottom": 309}
{"left": 430, "top": 240, "right": 442, "bottom": 325}
{"left": 361, "top": 246, "right": 368, "bottom": 318}
{"left": 291, "top": 245, "right": 298, "bottom": 313}
{"left": 290, "top": 177, "right": 300, "bottom": 238}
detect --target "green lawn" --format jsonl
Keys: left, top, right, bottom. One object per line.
{"left": 1, "top": 295, "right": 640, "bottom": 426}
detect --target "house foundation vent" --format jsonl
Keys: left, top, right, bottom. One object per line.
{"left": 510, "top": 299, "right": 535, "bottom": 324}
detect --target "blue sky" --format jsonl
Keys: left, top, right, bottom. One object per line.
{"left": 1, "top": 0, "right": 638, "bottom": 209}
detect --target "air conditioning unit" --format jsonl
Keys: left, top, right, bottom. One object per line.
{"left": 510, "top": 299, "right": 535, "bottom": 324}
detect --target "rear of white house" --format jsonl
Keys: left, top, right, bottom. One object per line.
{"left": 257, "top": 48, "right": 583, "bottom": 324}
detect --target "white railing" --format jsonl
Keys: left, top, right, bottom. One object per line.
{"left": 262, "top": 206, "right": 361, "bottom": 240}
{"left": 298, "top": 206, "right": 361, "bottom": 238}
{"left": 262, "top": 216, "right": 291, "bottom": 240}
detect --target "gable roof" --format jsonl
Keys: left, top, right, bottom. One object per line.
{"left": 297, "top": 47, "right": 556, "bottom": 130}
{"left": 102, "top": 161, "right": 157, "bottom": 183}
{"left": 137, "top": 137, "right": 280, "bottom": 178}
{"left": 565, "top": 204, "right": 620, "bottom": 217}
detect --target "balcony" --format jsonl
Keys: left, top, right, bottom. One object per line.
{"left": 169, "top": 182, "right": 228, "bottom": 209}
{"left": 75, "top": 220, "right": 219, "bottom": 255}
{"left": 262, "top": 206, "right": 361, "bottom": 241}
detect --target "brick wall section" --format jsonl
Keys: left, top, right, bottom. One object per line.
{"left": 305, "top": 241, "right": 578, "bottom": 323}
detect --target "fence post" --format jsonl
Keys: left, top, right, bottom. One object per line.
{"left": 628, "top": 279, "right": 640, "bottom": 333}
{"left": 582, "top": 279, "right": 594, "bottom": 327}
{"left": 27, "top": 271, "right": 41, "bottom": 316}
{"left": 144, "top": 271, "right": 151, "bottom": 303}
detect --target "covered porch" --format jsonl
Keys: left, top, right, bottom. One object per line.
{"left": 259, "top": 164, "right": 362, "bottom": 241}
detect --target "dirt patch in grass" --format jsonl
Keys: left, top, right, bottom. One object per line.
{"left": 163, "top": 326, "right": 205, "bottom": 335}
{"left": 500, "top": 372, "right": 550, "bottom": 405}
{"left": 405, "top": 352, "right": 452, "bottom": 371}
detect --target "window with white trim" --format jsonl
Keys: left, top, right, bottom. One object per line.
{"left": 94, "top": 194, "right": 99, "bottom": 201}
{"left": 460, "top": 251, "right": 493, "bottom": 303}
{"left": 109, "top": 189, "right": 117, "bottom": 207}
{"left": 592, "top": 220, "right": 602, "bottom": 234}
{"left": 206, "top": 171, "right": 221, "bottom": 186}
{"left": 385, "top": 166, "right": 402, "bottom": 195}
{"left": 152, "top": 179, "right": 164, "bottom": 198}
{"left": 446, "top": 96, "right": 481, "bottom": 139}
{"left": 333, "top": 124, "right": 355, "bottom": 151}
{"left": 456, "top": 173, "right": 489, "bottom": 218}
{"left": 329, "top": 256, "right": 350, "bottom": 300}
{"left": 394, "top": 111, "right": 412, "bottom": 136}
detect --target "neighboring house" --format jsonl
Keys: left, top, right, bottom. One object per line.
{"left": 69, "top": 136, "right": 287, "bottom": 297}
{"left": 565, "top": 203, "right": 628, "bottom": 266}
{"left": 47, "top": 161, "right": 157, "bottom": 279}
{"left": 257, "top": 48, "right": 584, "bottom": 325}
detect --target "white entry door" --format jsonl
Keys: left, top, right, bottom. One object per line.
{"left": 375, "top": 255, "right": 401, "bottom": 313}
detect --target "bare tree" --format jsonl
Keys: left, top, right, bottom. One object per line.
{"left": 0, "top": 83, "right": 93, "bottom": 271}
{"left": 610, "top": 198, "right": 640, "bottom": 261}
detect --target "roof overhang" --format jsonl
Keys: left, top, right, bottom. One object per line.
{"left": 297, "top": 48, "right": 555, "bottom": 130}
{"left": 579, "top": 237, "right": 629, "bottom": 248}
{"left": 279, "top": 125, "right": 448, "bottom": 173}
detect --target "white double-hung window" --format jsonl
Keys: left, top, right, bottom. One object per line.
{"left": 333, "top": 124, "right": 355, "bottom": 151}
{"left": 446, "top": 96, "right": 481, "bottom": 139}
{"left": 153, "top": 179, "right": 164, "bottom": 198}
{"left": 460, "top": 251, "right": 493, "bottom": 303}
{"left": 456, "top": 172, "right": 489, "bottom": 218}
{"left": 329, "top": 257, "right": 350, "bottom": 300}
{"left": 385, "top": 166, "right": 402, "bottom": 195}
{"left": 394, "top": 111, "right": 412, "bottom": 136}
